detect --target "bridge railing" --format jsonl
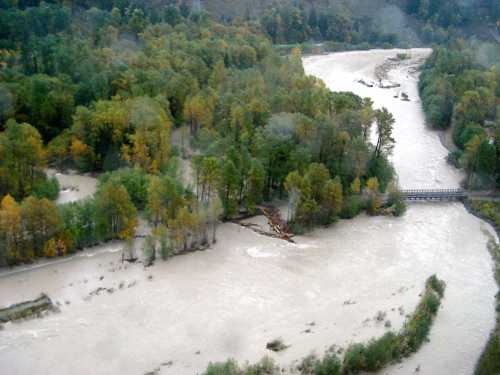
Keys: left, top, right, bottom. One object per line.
{"left": 396, "top": 188, "right": 467, "bottom": 201}
{"left": 399, "top": 188, "right": 466, "bottom": 194}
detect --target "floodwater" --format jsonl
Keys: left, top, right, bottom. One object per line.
{"left": 0, "top": 49, "right": 497, "bottom": 375}
{"left": 47, "top": 169, "right": 97, "bottom": 204}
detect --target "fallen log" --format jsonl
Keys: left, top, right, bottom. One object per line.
{"left": 233, "top": 221, "right": 295, "bottom": 243}
{"left": 357, "top": 79, "right": 374, "bottom": 87}
{"left": 0, "top": 293, "right": 56, "bottom": 323}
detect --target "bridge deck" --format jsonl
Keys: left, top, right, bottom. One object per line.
{"left": 385, "top": 189, "right": 498, "bottom": 202}
{"left": 398, "top": 188, "right": 467, "bottom": 201}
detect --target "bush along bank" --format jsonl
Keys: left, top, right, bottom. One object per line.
{"left": 465, "top": 200, "right": 500, "bottom": 374}
{"left": 474, "top": 240, "right": 500, "bottom": 375}
{"left": 202, "top": 275, "right": 445, "bottom": 375}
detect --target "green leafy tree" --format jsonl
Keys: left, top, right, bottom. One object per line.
{"left": 374, "top": 108, "right": 395, "bottom": 159}
{"left": 96, "top": 181, "right": 137, "bottom": 240}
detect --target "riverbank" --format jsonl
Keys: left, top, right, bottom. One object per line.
{"left": 464, "top": 200, "right": 500, "bottom": 374}
{"left": 475, "top": 241, "right": 500, "bottom": 375}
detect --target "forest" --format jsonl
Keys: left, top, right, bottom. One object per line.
{"left": 0, "top": 1, "right": 400, "bottom": 266}
{"left": 419, "top": 43, "right": 500, "bottom": 188}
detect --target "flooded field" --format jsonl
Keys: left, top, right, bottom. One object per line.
{"left": 0, "top": 49, "right": 497, "bottom": 375}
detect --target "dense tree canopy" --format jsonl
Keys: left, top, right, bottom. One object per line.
{"left": 419, "top": 44, "right": 499, "bottom": 188}
{"left": 0, "top": 0, "right": 402, "bottom": 265}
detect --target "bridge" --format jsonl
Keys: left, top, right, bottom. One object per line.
{"left": 398, "top": 188, "right": 468, "bottom": 201}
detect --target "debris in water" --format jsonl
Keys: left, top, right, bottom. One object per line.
{"left": 266, "top": 338, "right": 289, "bottom": 352}
{"left": 357, "top": 79, "right": 374, "bottom": 87}
{"left": 375, "top": 310, "right": 387, "bottom": 322}
{"left": 0, "top": 294, "right": 56, "bottom": 323}
{"left": 127, "top": 281, "right": 137, "bottom": 288}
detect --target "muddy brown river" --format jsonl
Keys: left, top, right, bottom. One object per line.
{"left": 0, "top": 49, "right": 497, "bottom": 375}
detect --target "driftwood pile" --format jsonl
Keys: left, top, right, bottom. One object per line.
{"left": 232, "top": 205, "right": 295, "bottom": 243}
{"left": 259, "top": 205, "right": 294, "bottom": 243}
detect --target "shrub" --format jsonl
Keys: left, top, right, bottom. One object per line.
{"left": 397, "top": 276, "right": 445, "bottom": 357}
{"left": 341, "top": 195, "right": 365, "bottom": 219}
{"left": 32, "top": 176, "right": 60, "bottom": 200}
{"left": 297, "top": 354, "right": 318, "bottom": 374}
{"left": 204, "top": 359, "right": 240, "bottom": 375}
{"left": 427, "top": 274, "right": 446, "bottom": 297}
{"left": 387, "top": 188, "right": 406, "bottom": 217}
{"left": 244, "top": 357, "right": 280, "bottom": 375}
{"left": 363, "top": 332, "right": 398, "bottom": 371}
{"left": 447, "top": 150, "right": 463, "bottom": 168}
{"left": 366, "top": 195, "right": 382, "bottom": 216}
{"left": 422, "top": 292, "right": 441, "bottom": 314}
{"left": 313, "top": 353, "right": 341, "bottom": 375}
{"left": 475, "top": 335, "right": 500, "bottom": 375}
{"left": 392, "top": 198, "right": 406, "bottom": 217}
{"left": 342, "top": 344, "right": 366, "bottom": 373}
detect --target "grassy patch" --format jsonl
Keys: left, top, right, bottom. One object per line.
{"left": 204, "top": 357, "right": 280, "bottom": 375}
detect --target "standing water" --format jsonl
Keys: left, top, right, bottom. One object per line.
{"left": 0, "top": 49, "right": 497, "bottom": 375}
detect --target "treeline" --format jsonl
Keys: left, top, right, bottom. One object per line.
{"left": 402, "top": 0, "right": 499, "bottom": 43}
{"left": 419, "top": 44, "right": 500, "bottom": 188}
{"left": 403, "top": 0, "right": 499, "bottom": 27}
{"left": 0, "top": 120, "right": 59, "bottom": 200}
{"left": 203, "top": 275, "right": 446, "bottom": 375}
{"left": 0, "top": 175, "right": 137, "bottom": 265}
{"left": 0, "top": 164, "right": 223, "bottom": 266}
{"left": 259, "top": 3, "right": 397, "bottom": 46}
